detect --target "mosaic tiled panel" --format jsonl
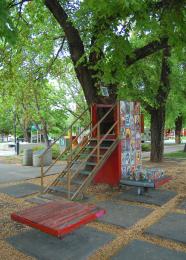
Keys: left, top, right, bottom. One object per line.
{"left": 120, "top": 101, "right": 142, "bottom": 178}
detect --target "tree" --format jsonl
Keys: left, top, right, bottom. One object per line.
{"left": 5, "top": 0, "right": 186, "bottom": 160}
{"left": 175, "top": 115, "right": 183, "bottom": 144}
{"left": 118, "top": 48, "right": 171, "bottom": 161}
{"left": 166, "top": 59, "right": 186, "bottom": 144}
{"left": 43, "top": 0, "right": 186, "bottom": 161}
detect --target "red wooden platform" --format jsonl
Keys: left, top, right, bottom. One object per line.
{"left": 11, "top": 200, "right": 106, "bottom": 237}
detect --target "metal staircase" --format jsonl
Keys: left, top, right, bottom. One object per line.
{"left": 40, "top": 103, "right": 120, "bottom": 200}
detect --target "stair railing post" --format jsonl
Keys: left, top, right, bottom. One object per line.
{"left": 97, "top": 123, "right": 100, "bottom": 162}
{"left": 41, "top": 156, "right": 44, "bottom": 189}
{"left": 70, "top": 126, "right": 73, "bottom": 164}
{"left": 67, "top": 170, "right": 71, "bottom": 200}
{"left": 117, "top": 102, "right": 120, "bottom": 137}
{"left": 90, "top": 105, "right": 92, "bottom": 138}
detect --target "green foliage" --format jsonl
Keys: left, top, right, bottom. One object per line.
{"left": 0, "top": 1, "right": 82, "bottom": 139}
{"left": 166, "top": 52, "right": 186, "bottom": 128}
{"left": 75, "top": 0, "right": 186, "bottom": 86}
{"left": 51, "top": 144, "right": 61, "bottom": 159}
{"left": 0, "top": 0, "right": 185, "bottom": 144}
{"left": 31, "top": 144, "right": 61, "bottom": 160}
{"left": 0, "top": 0, "right": 17, "bottom": 44}
{"left": 32, "top": 145, "right": 45, "bottom": 152}
{"left": 141, "top": 143, "right": 151, "bottom": 152}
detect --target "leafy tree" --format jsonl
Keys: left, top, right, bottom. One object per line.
{"left": 43, "top": 0, "right": 186, "bottom": 161}
{"left": 3, "top": 0, "right": 186, "bottom": 160}
{"left": 166, "top": 59, "right": 186, "bottom": 144}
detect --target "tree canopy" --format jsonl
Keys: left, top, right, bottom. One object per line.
{"left": 0, "top": 0, "right": 185, "bottom": 160}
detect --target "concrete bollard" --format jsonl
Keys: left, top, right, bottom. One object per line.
{"left": 33, "top": 149, "right": 52, "bottom": 167}
{"left": 23, "top": 149, "right": 33, "bottom": 166}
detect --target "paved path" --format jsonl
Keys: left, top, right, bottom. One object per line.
{"left": 142, "top": 144, "right": 185, "bottom": 158}
{"left": 0, "top": 144, "right": 184, "bottom": 184}
{"left": 0, "top": 150, "right": 16, "bottom": 156}
{"left": 0, "top": 164, "right": 65, "bottom": 184}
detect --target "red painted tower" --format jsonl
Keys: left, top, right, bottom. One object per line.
{"left": 91, "top": 103, "right": 121, "bottom": 186}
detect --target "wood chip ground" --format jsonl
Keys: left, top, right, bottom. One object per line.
{"left": 0, "top": 158, "right": 186, "bottom": 259}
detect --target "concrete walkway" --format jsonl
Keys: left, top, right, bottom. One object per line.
{"left": 0, "top": 150, "right": 16, "bottom": 156}
{"left": 0, "top": 144, "right": 184, "bottom": 184}
{"left": 0, "top": 164, "right": 64, "bottom": 184}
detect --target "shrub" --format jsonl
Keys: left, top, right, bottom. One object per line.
{"left": 51, "top": 144, "right": 61, "bottom": 159}
{"left": 32, "top": 145, "right": 45, "bottom": 152}
{"left": 141, "top": 143, "right": 151, "bottom": 152}
{"left": 31, "top": 144, "right": 61, "bottom": 160}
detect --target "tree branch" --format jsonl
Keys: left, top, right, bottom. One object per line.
{"left": 44, "top": 0, "right": 84, "bottom": 65}
{"left": 44, "top": 0, "right": 97, "bottom": 105}
{"left": 126, "top": 37, "right": 169, "bottom": 66}
{"left": 156, "top": 44, "right": 171, "bottom": 105}
{"left": 46, "top": 37, "right": 66, "bottom": 74}
{"left": 9, "top": 0, "right": 31, "bottom": 8}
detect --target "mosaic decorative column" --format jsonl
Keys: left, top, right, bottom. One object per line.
{"left": 120, "top": 101, "right": 142, "bottom": 179}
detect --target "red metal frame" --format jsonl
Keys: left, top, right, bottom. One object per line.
{"left": 91, "top": 103, "right": 121, "bottom": 186}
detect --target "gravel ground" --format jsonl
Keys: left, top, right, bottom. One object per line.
{"left": 0, "top": 158, "right": 186, "bottom": 260}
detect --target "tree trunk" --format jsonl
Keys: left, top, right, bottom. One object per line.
{"left": 23, "top": 129, "right": 31, "bottom": 143}
{"left": 42, "top": 122, "right": 50, "bottom": 147}
{"left": 150, "top": 45, "right": 170, "bottom": 162}
{"left": 175, "top": 115, "right": 183, "bottom": 144}
{"left": 150, "top": 107, "right": 165, "bottom": 162}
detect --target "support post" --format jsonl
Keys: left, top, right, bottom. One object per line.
{"left": 70, "top": 127, "right": 73, "bottom": 163}
{"left": 116, "top": 102, "right": 120, "bottom": 137}
{"left": 97, "top": 123, "right": 100, "bottom": 162}
{"left": 14, "top": 111, "right": 16, "bottom": 153}
{"left": 41, "top": 156, "right": 44, "bottom": 189}
{"left": 67, "top": 170, "right": 71, "bottom": 200}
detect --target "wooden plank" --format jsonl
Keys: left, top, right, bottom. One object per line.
{"left": 11, "top": 200, "right": 106, "bottom": 237}
{"left": 39, "top": 205, "right": 97, "bottom": 227}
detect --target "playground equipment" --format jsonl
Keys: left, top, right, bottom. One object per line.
{"left": 11, "top": 101, "right": 171, "bottom": 237}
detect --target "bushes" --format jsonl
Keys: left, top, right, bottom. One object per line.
{"left": 141, "top": 143, "right": 151, "bottom": 151}
{"left": 51, "top": 144, "right": 61, "bottom": 159}
{"left": 32, "top": 145, "right": 45, "bottom": 152}
{"left": 31, "top": 144, "right": 61, "bottom": 159}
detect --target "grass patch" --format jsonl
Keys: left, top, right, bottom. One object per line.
{"left": 164, "top": 151, "right": 186, "bottom": 159}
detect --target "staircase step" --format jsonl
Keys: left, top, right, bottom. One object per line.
{"left": 86, "top": 146, "right": 109, "bottom": 149}
{"left": 48, "top": 186, "right": 74, "bottom": 195}
{"left": 79, "top": 170, "right": 92, "bottom": 176}
{"left": 85, "top": 162, "right": 97, "bottom": 166}
{"left": 90, "top": 138, "right": 115, "bottom": 142}
{"left": 57, "top": 177, "right": 84, "bottom": 186}
{"left": 80, "top": 154, "right": 103, "bottom": 158}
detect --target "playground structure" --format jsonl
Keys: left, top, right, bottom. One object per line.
{"left": 11, "top": 101, "right": 171, "bottom": 237}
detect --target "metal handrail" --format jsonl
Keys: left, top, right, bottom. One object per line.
{"left": 71, "top": 120, "right": 120, "bottom": 200}
{"left": 41, "top": 102, "right": 119, "bottom": 194}
{"left": 65, "top": 102, "right": 118, "bottom": 166}
{"left": 70, "top": 119, "right": 119, "bottom": 181}
{"left": 40, "top": 107, "right": 89, "bottom": 187}
{"left": 40, "top": 107, "right": 89, "bottom": 158}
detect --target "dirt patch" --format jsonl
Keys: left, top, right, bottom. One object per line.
{"left": 0, "top": 156, "right": 22, "bottom": 165}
